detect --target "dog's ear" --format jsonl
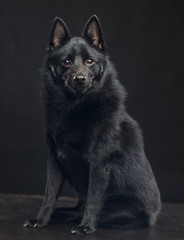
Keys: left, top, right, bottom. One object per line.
{"left": 48, "top": 17, "right": 71, "bottom": 51}
{"left": 82, "top": 15, "right": 105, "bottom": 51}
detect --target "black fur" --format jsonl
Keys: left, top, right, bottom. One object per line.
{"left": 24, "top": 15, "right": 161, "bottom": 234}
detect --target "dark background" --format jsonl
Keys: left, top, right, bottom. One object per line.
{"left": 0, "top": 0, "right": 183, "bottom": 203}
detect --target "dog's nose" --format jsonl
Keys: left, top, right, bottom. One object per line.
{"left": 73, "top": 76, "right": 87, "bottom": 83}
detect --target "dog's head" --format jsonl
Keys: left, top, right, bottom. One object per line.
{"left": 46, "top": 15, "right": 107, "bottom": 96}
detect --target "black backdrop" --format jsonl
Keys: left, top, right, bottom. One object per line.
{"left": 0, "top": 0, "right": 184, "bottom": 203}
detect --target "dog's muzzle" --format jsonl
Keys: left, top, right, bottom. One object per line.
{"left": 66, "top": 75, "right": 92, "bottom": 94}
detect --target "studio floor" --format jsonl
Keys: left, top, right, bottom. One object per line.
{"left": 0, "top": 194, "right": 184, "bottom": 240}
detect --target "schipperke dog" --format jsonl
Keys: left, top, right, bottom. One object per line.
{"left": 24, "top": 15, "right": 161, "bottom": 234}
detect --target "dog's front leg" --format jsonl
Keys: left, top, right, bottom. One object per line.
{"left": 71, "top": 163, "right": 110, "bottom": 234}
{"left": 24, "top": 155, "right": 65, "bottom": 227}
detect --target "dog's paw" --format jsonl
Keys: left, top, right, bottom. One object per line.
{"left": 23, "top": 218, "right": 48, "bottom": 228}
{"left": 71, "top": 225, "right": 96, "bottom": 235}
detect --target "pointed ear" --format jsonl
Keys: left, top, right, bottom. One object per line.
{"left": 82, "top": 15, "right": 105, "bottom": 51}
{"left": 48, "top": 17, "right": 71, "bottom": 51}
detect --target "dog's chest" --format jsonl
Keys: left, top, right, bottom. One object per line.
{"left": 53, "top": 116, "right": 91, "bottom": 193}
{"left": 53, "top": 111, "right": 96, "bottom": 156}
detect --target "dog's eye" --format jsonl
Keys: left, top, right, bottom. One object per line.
{"left": 85, "top": 58, "right": 94, "bottom": 65}
{"left": 62, "top": 59, "right": 71, "bottom": 67}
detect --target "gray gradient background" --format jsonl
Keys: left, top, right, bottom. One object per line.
{"left": 0, "top": 0, "right": 183, "bottom": 202}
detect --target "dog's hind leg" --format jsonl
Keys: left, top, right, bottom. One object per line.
{"left": 99, "top": 207, "right": 157, "bottom": 229}
{"left": 54, "top": 197, "right": 86, "bottom": 212}
{"left": 99, "top": 196, "right": 158, "bottom": 229}
{"left": 51, "top": 204, "right": 82, "bottom": 223}
{"left": 51, "top": 209, "right": 82, "bottom": 223}
{"left": 100, "top": 209, "right": 154, "bottom": 229}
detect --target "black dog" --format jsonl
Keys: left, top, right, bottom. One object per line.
{"left": 24, "top": 15, "right": 161, "bottom": 234}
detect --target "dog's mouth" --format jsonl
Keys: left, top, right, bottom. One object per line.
{"left": 65, "top": 77, "right": 93, "bottom": 95}
{"left": 66, "top": 84, "right": 92, "bottom": 95}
